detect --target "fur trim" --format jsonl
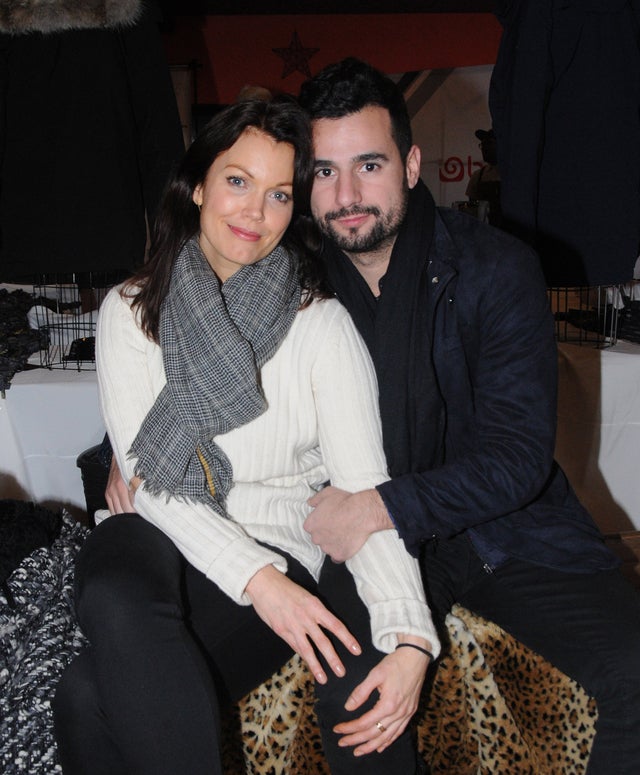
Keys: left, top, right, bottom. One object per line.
{"left": 0, "top": 0, "right": 143, "bottom": 35}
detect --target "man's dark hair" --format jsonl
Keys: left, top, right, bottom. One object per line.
{"left": 299, "top": 57, "right": 413, "bottom": 162}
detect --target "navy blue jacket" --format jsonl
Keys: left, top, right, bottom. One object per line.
{"left": 376, "top": 207, "right": 618, "bottom": 573}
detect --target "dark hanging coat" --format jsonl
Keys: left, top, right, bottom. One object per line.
{"left": 490, "top": 0, "right": 640, "bottom": 286}
{"left": 0, "top": 0, "right": 184, "bottom": 280}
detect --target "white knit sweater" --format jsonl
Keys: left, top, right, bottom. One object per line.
{"left": 96, "top": 288, "right": 440, "bottom": 656}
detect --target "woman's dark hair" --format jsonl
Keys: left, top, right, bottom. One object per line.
{"left": 298, "top": 57, "right": 413, "bottom": 163}
{"left": 126, "top": 95, "right": 327, "bottom": 341}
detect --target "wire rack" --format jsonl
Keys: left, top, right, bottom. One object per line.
{"left": 28, "top": 272, "right": 119, "bottom": 370}
{"left": 548, "top": 286, "right": 625, "bottom": 348}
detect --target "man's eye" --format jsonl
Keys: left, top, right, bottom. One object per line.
{"left": 315, "top": 168, "right": 334, "bottom": 178}
{"left": 362, "top": 163, "right": 379, "bottom": 172}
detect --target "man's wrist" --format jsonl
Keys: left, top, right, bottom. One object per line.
{"left": 360, "top": 488, "right": 395, "bottom": 532}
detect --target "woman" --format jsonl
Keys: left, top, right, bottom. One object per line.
{"left": 53, "top": 96, "right": 439, "bottom": 775}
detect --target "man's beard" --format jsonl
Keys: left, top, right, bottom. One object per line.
{"left": 317, "top": 183, "right": 410, "bottom": 254}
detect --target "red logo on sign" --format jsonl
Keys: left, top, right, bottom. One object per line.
{"left": 439, "top": 156, "right": 483, "bottom": 182}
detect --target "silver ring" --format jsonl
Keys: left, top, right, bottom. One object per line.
{"left": 376, "top": 721, "right": 386, "bottom": 733}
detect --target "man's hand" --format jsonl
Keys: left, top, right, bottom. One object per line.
{"left": 105, "top": 456, "right": 137, "bottom": 515}
{"left": 333, "top": 638, "right": 431, "bottom": 756}
{"left": 245, "top": 565, "right": 362, "bottom": 684}
{"left": 304, "top": 487, "right": 393, "bottom": 562}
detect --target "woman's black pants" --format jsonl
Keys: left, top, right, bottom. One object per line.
{"left": 53, "top": 514, "right": 419, "bottom": 774}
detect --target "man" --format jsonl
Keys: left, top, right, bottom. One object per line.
{"left": 465, "top": 127, "right": 502, "bottom": 227}
{"left": 299, "top": 58, "right": 640, "bottom": 774}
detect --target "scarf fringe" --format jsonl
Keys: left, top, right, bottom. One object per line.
{"left": 131, "top": 453, "right": 227, "bottom": 514}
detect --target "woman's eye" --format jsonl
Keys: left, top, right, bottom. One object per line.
{"left": 272, "top": 191, "right": 291, "bottom": 204}
{"left": 227, "top": 176, "right": 245, "bottom": 187}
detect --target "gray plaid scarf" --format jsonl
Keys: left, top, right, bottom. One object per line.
{"left": 129, "top": 236, "right": 300, "bottom": 515}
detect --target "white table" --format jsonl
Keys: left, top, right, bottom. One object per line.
{"left": 556, "top": 341, "right": 640, "bottom": 533}
{"left": 0, "top": 368, "right": 104, "bottom": 517}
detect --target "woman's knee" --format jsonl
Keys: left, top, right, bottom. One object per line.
{"left": 74, "top": 514, "right": 184, "bottom": 638}
{"left": 314, "top": 662, "right": 379, "bottom": 730}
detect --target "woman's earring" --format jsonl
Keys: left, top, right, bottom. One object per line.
{"left": 196, "top": 202, "right": 202, "bottom": 212}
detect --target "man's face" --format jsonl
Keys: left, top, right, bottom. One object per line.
{"left": 310, "top": 106, "right": 420, "bottom": 257}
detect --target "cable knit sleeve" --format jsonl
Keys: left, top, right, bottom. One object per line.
{"left": 311, "top": 303, "right": 440, "bottom": 656}
{"left": 95, "top": 288, "right": 287, "bottom": 604}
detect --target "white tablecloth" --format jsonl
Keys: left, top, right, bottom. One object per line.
{"left": 0, "top": 368, "right": 104, "bottom": 516}
{"left": 556, "top": 341, "right": 640, "bottom": 533}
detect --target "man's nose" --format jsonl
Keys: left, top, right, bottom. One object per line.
{"left": 335, "top": 173, "right": 361, "bottom": 208}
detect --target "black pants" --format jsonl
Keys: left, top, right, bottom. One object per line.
{"left": 53, "top": 514, "right": 418, "bottom": 774}
{"left": 422, "top": 534, "right": 640, "bottom": 775}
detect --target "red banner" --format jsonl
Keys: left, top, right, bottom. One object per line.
{"left": 163, "top": 13, "right": 502, "bottom": 104}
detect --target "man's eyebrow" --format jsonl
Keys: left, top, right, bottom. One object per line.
{"left": 313, "top": 152, "right": 390, "bottom": 167}
{"left": 353, "top": 152, "right": 389, "bottom": 164}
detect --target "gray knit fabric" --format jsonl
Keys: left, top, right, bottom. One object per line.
{"left": 0, "top": 514, "right": 89, "bottom": 774}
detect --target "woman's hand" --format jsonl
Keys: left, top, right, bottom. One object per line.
{"left": 105, "top": 457, "right": 139, "bottom": 515}
{"left": 245, "top": 565, "right": 362, "bottom": 684}
{"left": 333, "top": 638, "right": 431, "bottom": 756}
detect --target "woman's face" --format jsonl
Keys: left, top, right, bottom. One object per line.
{"left": 192, "top": 128, "right": 295, "bottom": 282}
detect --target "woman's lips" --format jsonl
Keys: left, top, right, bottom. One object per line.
{"left": 229, "top": 224, "right": 261, "bottom": 241}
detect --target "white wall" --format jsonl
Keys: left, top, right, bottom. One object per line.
{"left": 406, "top": 65, "right": 494, "bottom": 208}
